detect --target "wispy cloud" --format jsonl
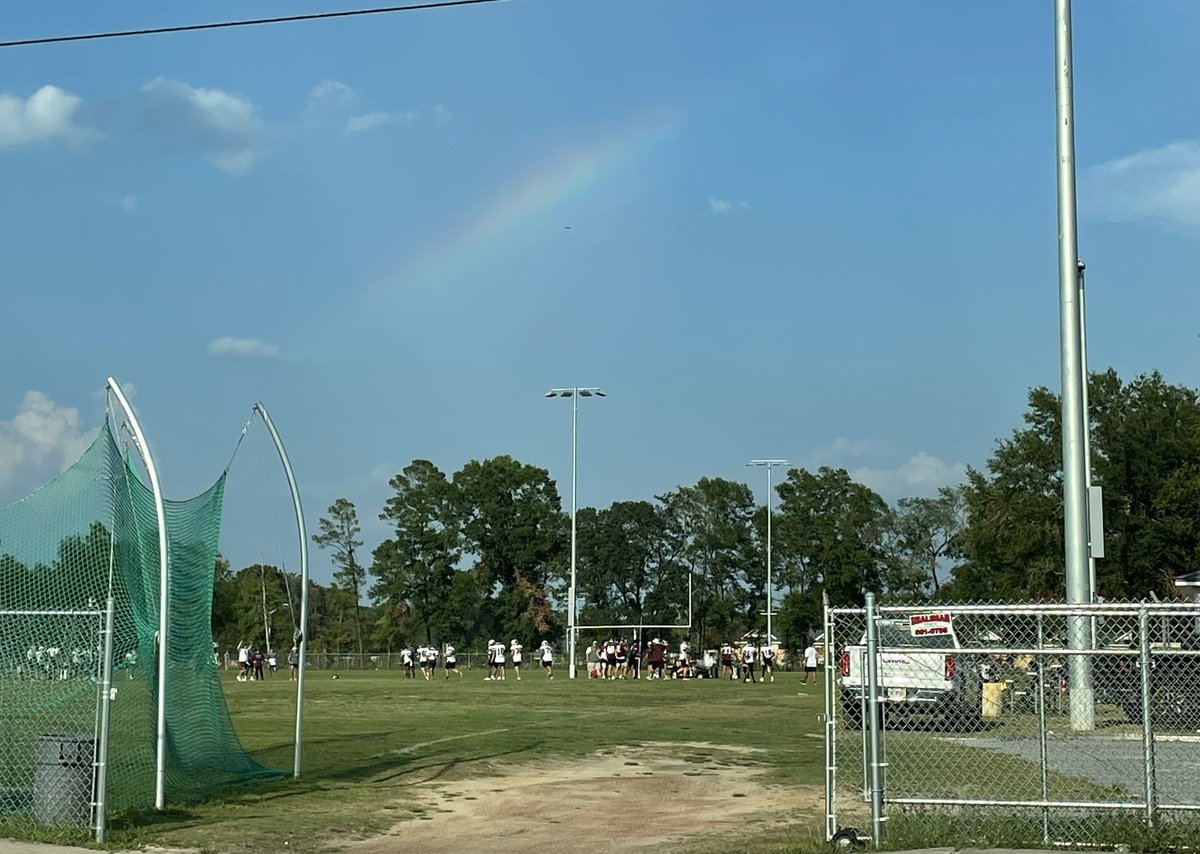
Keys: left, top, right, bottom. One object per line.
{"left": 850, "top": 452, "right": 967, "bottom": 501}
{"left": 708, "top": 196, "right": 748, "bottom": 215}
{"left": 120, "top": 193, "right": 139, "bottom": 212}
{"left": 208, "top": 336, "right": 281, "bottom": 359}
{"left": 139, "top": 77, "right": 267, "bottom": 174}
{"left": 0, "top": 85, "right": 96, "bottom": 147}
{"left": 345, "top": 110, "right": 417, "bottom": 135}
{"left": 0, "top": 391, "right": 96, "bottom": 489}
{"left": 1082, "top": 141, "right": 1200, "bottom": 227}
{"left": 306, "top": 80, "right": 357, "bottom": 124}
{"left": 432, "top": 104, "right": 454, "bottom": 126}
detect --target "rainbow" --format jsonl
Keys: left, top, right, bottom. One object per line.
{"left": 368, "top": 107, "right": 685, "bottom": 298}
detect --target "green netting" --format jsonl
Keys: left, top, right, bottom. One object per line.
{"left": 0, "top": 422, "right": 281, "bottom": 831}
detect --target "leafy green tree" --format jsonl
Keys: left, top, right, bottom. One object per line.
{"left": 774, "top": 466, "right": 890, "bottom": 615}
{"left": 576, "top": 500, "right": 687, "bottom": 628}
{"left": 659, "top": 478, "right": 757, "bottom": 649}
{"left": 454, "top": 456, "right": 567, "bottom": 644}
{"left": 955, "top": 370, "right": 1200, "bottom": 600}
{"left": 312, "top": 498, "right": 367, "bottom": 653}
{"left": 371, "top": 460, "right": 462, "bottom": 646}
{"left": 885, "top": 485, "right": 968, "bottom": 598}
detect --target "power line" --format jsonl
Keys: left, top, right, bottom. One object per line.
{"left": 0, "top": 0, "right": 508, "bottom": 49}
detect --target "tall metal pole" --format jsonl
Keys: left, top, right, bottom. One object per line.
{"left": 1054, "top": 0, "right": 1095, "bottom": 730}
{"left": 749, "top": 460, "right": 787, "bottom": 646}
{"left": 767, "top": 465, "right": 773, "bottom": 647}
{"left": 253, "top": 403, "right": 309, "bottom": 778}
{"left": 570, "top": 388, "right": 578, "bottom": 680}
{"left": 106, "top": 377, "right": 171, "bottom": 807}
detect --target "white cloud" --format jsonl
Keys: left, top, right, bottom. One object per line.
{"left": 139, "top": 77, "right": 267, "bottom": 174}
{"left": 208, "top": 337, "right": 281, "bottom": 359}
{"left": 306, "top": 80, "right": 357, "bottom": 124}
{"left": 850, "top": 452, "right": 967, "bottom": 501}
{"left": 0, "top": 391, "right": 96, "bottom": 489}
{"left": 1082, "top": 141, "right": 1200, "bottom": 227}
{"left": 0, "top": 85, "right": 95, "bottom": 147}
{"left": 345, "top": 110, "right": 416, "bottom": 136}
{"left": 120, "top": 193, "right": 139, "bottom": 212}
{"left": 432, "top": 104, "right": 454, "bottom": 125}
{"left": 707, "top": 196, "right": 748, "bottom": 215}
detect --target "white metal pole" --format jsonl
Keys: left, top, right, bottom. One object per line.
{"left": 106, "top": 377, "right": 171, "bottom": 808}
{"left": 766, "top": 464, "right": 773, "bottom": 648}
{"left": 1054, "top": 0, "right": 1095, "bottom": 731}
{"left": 252, "top": 403, "right": 309, "bottom": 778}
{"left": 569, "top": 388, "right": 578, "bottom": 680}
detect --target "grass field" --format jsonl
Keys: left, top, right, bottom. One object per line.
{"left": 93, "top": 669, "right": 832, "bottom": 854}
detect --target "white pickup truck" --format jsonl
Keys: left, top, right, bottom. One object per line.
{"left": 838, "top": 617, "right": 983, "bottom": 730}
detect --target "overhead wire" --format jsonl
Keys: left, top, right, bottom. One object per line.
{"left": 0, "top": 0, "right": 507, "bottom": 49}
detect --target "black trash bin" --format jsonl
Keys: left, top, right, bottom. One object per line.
{"left": 33, "top": 735, "right": 95, "bottom": 827}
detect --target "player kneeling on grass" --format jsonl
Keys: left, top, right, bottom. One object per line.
{"left": 510, "top": 639, "right": 523, "bottom": 680}
{"left": 538, "top": 640, "right": 554, "bottom": 678}
{"left": 444, "top": 644, "right": 462, "bottom": 678}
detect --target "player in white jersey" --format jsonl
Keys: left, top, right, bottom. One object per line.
{"left": 444, "top": 644, "right": 462, "bottom": 678}
{"left": 510, "top": 640, "right": 524, "bottom": 680}
{"left": 538, "top": 640, "right": 554, "bottom": 679}
{"left": 489, "top": 639, "right": 507, "bottom": 680}
{"left": 760, "top": 642, "right": 776, "bottom": 682}
{"left": 741, "top": 640, "right": 758, "bottom": 683}
{"left": 423, "top": 645, "right": 438, "bottom": 680}
{"left": 401, "top": 646, "right": 414, "bottom": 679}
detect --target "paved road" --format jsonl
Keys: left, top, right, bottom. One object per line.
{"left": 947, "top": 731, "right": 1200, "bottom": 805}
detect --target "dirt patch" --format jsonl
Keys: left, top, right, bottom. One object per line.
{"left": 336, "top": 743, "right": 820, "bottom": 854}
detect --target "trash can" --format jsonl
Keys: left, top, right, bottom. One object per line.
{"left": 982, "top": 681, "right": 1007, "bottom": 718}
{"left": 33, "top": 735, "right": 95, "bottom": 827}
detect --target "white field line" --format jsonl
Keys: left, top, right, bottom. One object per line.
{"left": 392, "top": 727, "right": 511, "bottom": 755}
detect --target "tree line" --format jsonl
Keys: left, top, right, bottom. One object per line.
{"left": 209, "top": 370, "right": 1200, "bottom": 655}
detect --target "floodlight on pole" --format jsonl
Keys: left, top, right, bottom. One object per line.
{"left": 748, "top": 459, "right": 788, "bottom": 650}
{"left": 546, "top": 386, "right": 606, "bottom": 679}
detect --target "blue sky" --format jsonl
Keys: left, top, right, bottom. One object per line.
{"left": 2, "top": 2, "right": 1199, "bottom": 585}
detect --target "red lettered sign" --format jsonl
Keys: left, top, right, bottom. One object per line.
{"left": 909, "top": 613, "right": 953, "bottom": 638}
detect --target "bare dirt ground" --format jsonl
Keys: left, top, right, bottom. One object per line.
{"left": 336, "top": 742, "right": 821, "bottom": 854}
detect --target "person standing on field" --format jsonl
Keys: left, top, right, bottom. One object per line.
{"left": 720, "top": 641, "right": 735, "bottom": 680}
{"left": 760, "top": 641, "right": 775, "bottom": 683}
{"left": 510, "top": 639, "right": 524, "bottom": 680}
{"left": 289, "top": 645, "right": 300, "bottom": 681}
{"left": 490, "top": 639, "right": 507, "bottom": 680}
{"left": 741, "top": 640, "right": 757, "bottom": 684}
{"left": 401, "top": 645, "right": 414, "bottom": 679}
{"left": 539, "top": 640, "right": 554, "bottom": 679}
{"left": 804, "top": 643, "right": 819, "bottom": 683}
{"left": 444, "top": 644, "right": 462, "bottom": 678}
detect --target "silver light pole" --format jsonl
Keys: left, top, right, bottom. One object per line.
{"left": 1054, "top": 0, "right": 1095, "bottom": 730}
{"left": 546, "top": 387, "right": 606, "bottom": 679}
{"left": 748, "top": 460, "right": 788, "bottom": 649}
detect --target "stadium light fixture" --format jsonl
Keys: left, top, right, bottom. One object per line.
{"left": 748, "top": 459, "right": 789, "bottom": 650}
{"left": 546, "top": 386, "right": 606, "bottom": 679}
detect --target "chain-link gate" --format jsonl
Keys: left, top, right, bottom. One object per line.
{"left": 824, "top": 597, "right": 1200, "bottom": 849}
{"left": 0, "top": 602, "right": 116, "bottom": 843}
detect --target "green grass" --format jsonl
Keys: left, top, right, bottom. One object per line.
{"left": 92, "top": 670, "right": 829, "bottom": 853}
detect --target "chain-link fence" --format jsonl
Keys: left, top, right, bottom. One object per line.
{"left": 0, "top": 603, "right": 115, "bottom": 843}
{"left": 824, "top": 597, "right": 1200, "bottom": 849}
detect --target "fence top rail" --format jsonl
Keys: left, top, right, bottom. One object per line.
{"left": 829, "top": 602, "right": 1200, "bottom": 617}
{"left": 0, "top": 609, "right": 105, "bottom": 617}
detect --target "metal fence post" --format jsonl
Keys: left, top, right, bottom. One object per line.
{"left": 864, "top": 591, "right": 884, "bottom": 844}
{"left": 1036, "top": 612, "right": 1050, "bottom": 844}
{"left": 859, "top": 645, "right": 869, "bottom": 803}
{"left": 1137, "top": 608, "right": 1157, "bottom": 830}
{"left": 823, "top": 594, "right": 836, "bottom": 841}
{"left": 94, "top": 597, "right": 116, "bottom": 843}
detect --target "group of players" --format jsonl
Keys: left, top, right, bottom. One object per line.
{"left": 586, "top": 637, "right": 777, "bottom": 682}
{"left": 394, "top": 636, "right": 778, "bottom": 683}
{"left": 399, "top": 639, "right": 555, "bottom": 680}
